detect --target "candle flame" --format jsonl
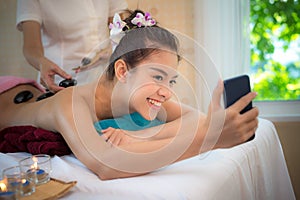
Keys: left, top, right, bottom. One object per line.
{"left": 0, "top": 182, "right": 7, "bottom": 192}
{"left": 32, "top": 156, "right": 38, "bottom": 163}
{"left": 31, "top": 156, "right": 39, "bottom": 170}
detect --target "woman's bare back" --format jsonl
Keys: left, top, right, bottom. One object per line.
{"left": 0, "top": 84, "right": 73, "bottom": 132}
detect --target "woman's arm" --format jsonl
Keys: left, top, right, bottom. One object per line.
{"left": 109, "top": 98, "right": 201, "bottom": 141}
{"left": 21, "top": 21, "right": 44, "bottom": 71}
{"left": 21, "top": 21, "right": 71, "bottom": 92}
{"left": 103, "top": 80, "right": 258, "bottom": 146}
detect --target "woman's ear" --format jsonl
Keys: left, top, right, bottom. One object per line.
{"left": 114, "top": 59, "right": 128, "bottom": 82}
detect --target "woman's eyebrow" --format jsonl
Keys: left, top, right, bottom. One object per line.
{"left": 149, "top": 67, "right": 178, "bottom": 78}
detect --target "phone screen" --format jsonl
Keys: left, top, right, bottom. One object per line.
{"left": 223, "top": 74, "right": 252, "bottom": 114}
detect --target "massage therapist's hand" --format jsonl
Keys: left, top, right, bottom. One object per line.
{"left": 39, "top": 57, "right": 72, "bottom": 93}
{"left": 204, "top": 80, "right": 259, "bottom": 149}
{"left": 101, "top": 127, "right": 139, "bottom": 146}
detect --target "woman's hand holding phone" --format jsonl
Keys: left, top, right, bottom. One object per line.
{"left": 203, "top": 78, "right": 259, "bottom": 150}
{"left": 223, "top": 75, "right": 258, "bottom": 141}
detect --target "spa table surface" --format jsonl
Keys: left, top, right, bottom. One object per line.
{"left": 0, "top": 118, "right": 295, "bottom": 200}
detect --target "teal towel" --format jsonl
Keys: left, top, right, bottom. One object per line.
{"left": 94, "top": 112, "right": 164, "bottom": 135}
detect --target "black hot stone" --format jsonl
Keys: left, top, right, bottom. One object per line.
{"left": 13, "top": 90, "right": 34, "bottom": 104}
{"left": 36, "top": 92, "right": 55, "bottom": 101}
{"left": 81, "top": 57, "right": 92, "bottom": 66}
{"left": 59, "top": 79, "right": 77, "bottom": 88}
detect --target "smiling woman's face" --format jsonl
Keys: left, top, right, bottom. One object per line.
{"left": 125, "top": 50, "right": 179, "bottom": 120}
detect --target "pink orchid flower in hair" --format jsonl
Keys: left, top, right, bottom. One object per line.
{"left": 131, "top": 12, "right": 156, "bottom": 27}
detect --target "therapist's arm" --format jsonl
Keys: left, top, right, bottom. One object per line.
{"left": 21, "top": 21, "right": 71, "bottom": 92}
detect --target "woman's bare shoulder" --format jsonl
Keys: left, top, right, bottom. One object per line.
{"left": 48, "top": 86, "right": 97, "bottom": 131}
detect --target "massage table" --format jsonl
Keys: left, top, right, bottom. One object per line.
{"left": 0, "top": 118, "right": 295, "bottom": 199}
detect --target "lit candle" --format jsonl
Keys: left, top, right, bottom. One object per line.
{"left": 27, "top": 159, "right": 47, "bottom": 184}
{"left": 21, "top": 155, "right": 51, "bottom": 185}
{"left": 0, "top": 180, "right": 14, "bottom": 200}
{"left": 33, "top": 156, "right": 48, "bottom": 182}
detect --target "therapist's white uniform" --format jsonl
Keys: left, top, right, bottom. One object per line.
{"left": 16, "top": 0, "right": 128, "bottom": 85}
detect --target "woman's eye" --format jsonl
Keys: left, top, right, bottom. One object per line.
{"left": 153, "top": 75, "right": 163, "bottom": 81}
{"left": 169, "top": 80, "right": 177, "bottom": 87}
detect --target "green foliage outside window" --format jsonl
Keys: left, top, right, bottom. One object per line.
{"left": 250, "top": 0, "right": 300, "bottom": 100}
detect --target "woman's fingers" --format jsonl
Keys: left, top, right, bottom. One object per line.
{"left": 101, "top": 127, "right": 125, "bottom": 146}
{"left": 246, "top": 116, "right": 258, "bottom": 132}
{"left": 53, "top": 65, "right": 72, "bottom": 80}
{"left": 241, "top": 106, "right": 259, "bottom": 123}
{"left": 109, "top": 130, "right": 119, "bottom": 145}
{"left": 101, "top": 127, "right": 113, "bottom": 142}
{"left": 229, "top": 92, "right": 257, "bottom": 113}
{"left": 43, "top": 75, "right": 62, "bottom": 92}
{"left": 113, "top": 134, "right": 123, "bottom": 146}
{"left": 39, "top": 57, "right": 72, "bottom": 92}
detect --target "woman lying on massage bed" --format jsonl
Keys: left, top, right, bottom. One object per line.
{"left": 0, "top": 10, "right": 258, "bottom": 180}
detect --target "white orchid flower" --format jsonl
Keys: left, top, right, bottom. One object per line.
{"left": 109, "top": 13, "right": 126, "bottom": 51}
{"left": 131, "top": 12, "right": 156, "bottom": 27}
{"left": 109, "top": 13, "right": 126, "bottom": 36}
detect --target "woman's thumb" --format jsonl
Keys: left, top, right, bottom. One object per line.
{"left": 211, "top": 79, "right": 223, "bottom": 111}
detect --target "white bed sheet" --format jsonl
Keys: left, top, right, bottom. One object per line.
{"left": 0, "top": 118, "right": 295, "bottom": 200}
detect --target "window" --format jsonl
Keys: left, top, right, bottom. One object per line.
{"left": 250, "top": 0, "right": 300, "bottom": 101}
{"left": 194, "top": 0, "right": 300, "bottom": 121}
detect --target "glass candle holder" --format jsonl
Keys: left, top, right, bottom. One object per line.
{"left": 19, "top": 154, "right": 51, "bottom": 185}
{"left": 0, "top": 177, "right": 15, "bottom": 200}
{"left": 2, "top": 166, "right": 35, "bottom": 198}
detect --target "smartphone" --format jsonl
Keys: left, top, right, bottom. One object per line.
{"left": 223, "top": 74, "right": 254, "bottom": 141}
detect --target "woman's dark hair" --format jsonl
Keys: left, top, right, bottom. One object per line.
{"left": 106, "top": 10, "right": 180, "bottom": 80}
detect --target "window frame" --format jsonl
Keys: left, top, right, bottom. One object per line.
{"left": 194, "top": 0, "right": 300, "bottom": 122}
{"left": 253, "top": 100, "right": 300, "bottom": 122}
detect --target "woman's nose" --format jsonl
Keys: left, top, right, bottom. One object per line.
{"left": 157, "top": 86, "right": 172, "bottom": 99}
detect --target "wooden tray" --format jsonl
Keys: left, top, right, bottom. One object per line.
{"left": 21, "top": 178, "right": 77, "bottom": 200}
